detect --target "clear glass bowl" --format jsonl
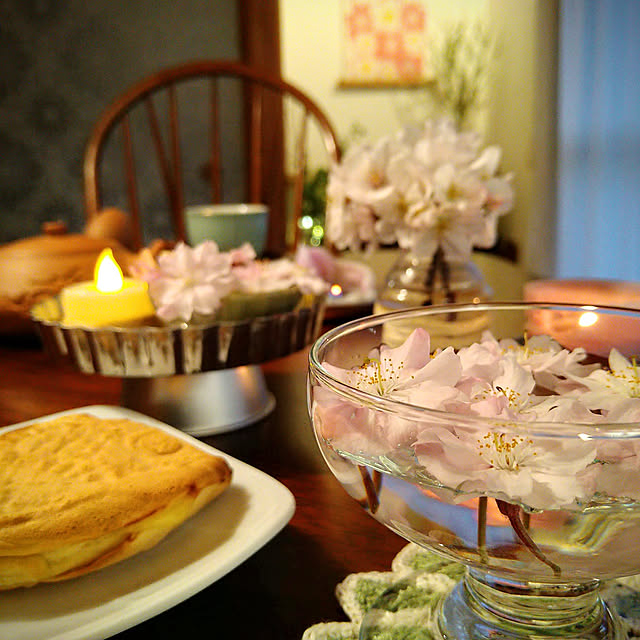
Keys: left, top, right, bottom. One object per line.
{"left": 308, "top": 302, "right": 640, "bottom": 639}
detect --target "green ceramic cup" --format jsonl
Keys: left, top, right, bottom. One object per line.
{"left": 184, "top": 203, "right": 269, "bottom": 254}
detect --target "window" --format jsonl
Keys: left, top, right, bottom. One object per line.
{"left": 556, "top": 0, "right": 640, "bottom": 279}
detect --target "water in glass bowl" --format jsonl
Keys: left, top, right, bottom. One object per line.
{"left": 318, "top": 437, "right": 640, "bottom": 585}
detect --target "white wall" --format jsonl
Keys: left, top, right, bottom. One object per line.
{"left": 486, "top": 0, "right": 559, "bottom": 278}
{"left": 280, "top": 0, "right": 559, "bottom": 279}
{"left": 280, "top": 0, "right": 488, "bottom": 157}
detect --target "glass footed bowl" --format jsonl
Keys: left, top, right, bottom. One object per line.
{"left": 307, "top": 302, "right": 640, "bottom": 640}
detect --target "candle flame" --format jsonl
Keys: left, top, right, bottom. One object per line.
{"left": 330, "top": 283, "right": 343, "bottom": 297}
{"left": 578, "top": 311, "right": 598, "bottom": 328}
{"left": 94, "top": 248, "right": 124, "bottom": 293}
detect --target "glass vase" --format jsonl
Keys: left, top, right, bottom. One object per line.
{"left": 373, "top": 247, "right": 493, "bottom": 349}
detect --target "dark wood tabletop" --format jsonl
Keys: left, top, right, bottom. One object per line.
{"left": 0, "top": 332, "right": 405, "bottom": 639}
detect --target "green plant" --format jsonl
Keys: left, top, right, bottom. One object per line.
{"left": 430, "top": 21, "right": 493, "bottom": 128}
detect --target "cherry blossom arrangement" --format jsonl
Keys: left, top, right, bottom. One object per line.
{"left": 325, "top": 119, "right": 514, "bottom": 262}
{"left": 313, "top": 327, "right": 640, "bottom": 574}
{"left": 132, "top": 241, "right": 328, "bottom": 323}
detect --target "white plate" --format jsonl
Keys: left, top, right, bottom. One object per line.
{"left": 0, "top": 405, "right": 295, "bottom": 640}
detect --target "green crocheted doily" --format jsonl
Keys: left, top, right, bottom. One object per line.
{"left": 302, "top": 543, "right": 640, "bottom": 640}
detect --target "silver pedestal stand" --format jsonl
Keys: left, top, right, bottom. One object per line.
{"left": 121, "top": 366, "right": 275, "bottom": 436}
{"left": 32, "top": 296, "right": 325, "bottom": 436}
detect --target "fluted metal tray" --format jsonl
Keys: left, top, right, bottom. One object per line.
{"left": 31, "top": 295, "right": 326, "bottom": 378}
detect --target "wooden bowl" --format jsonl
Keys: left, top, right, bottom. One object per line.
{"left": 0, "top": 222, "right": 134, "bottom": 335}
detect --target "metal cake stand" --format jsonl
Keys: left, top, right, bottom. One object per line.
{"left": 31, "top": 295, "right": 325, "bottom": 436}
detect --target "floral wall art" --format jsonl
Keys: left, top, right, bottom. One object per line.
{"left": 340, "top": 0, "right": 431, "bottom": 87}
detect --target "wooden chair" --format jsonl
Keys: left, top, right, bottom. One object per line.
{"left": 83, "top": 60, "right": 341, "bottom": 255}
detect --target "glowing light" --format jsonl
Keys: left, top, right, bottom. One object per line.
{"left": 94, "top": 248, "right": 124, "bottom": 293}
{"left": 579, "top": 311, "right": 598, "bottom": 328}
{"left": 299, "top": 215, "right": 314, "bottom": 230}
{"left": 330, "top": 283, "right": 343, "bottom": 297}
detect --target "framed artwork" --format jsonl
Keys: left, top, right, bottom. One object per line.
{"left": 339, "top": 0, "right": 432, "bottom": 88}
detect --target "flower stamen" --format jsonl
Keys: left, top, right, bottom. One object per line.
{"left": 477, "top": 431, "right": 536, "bottom": 471}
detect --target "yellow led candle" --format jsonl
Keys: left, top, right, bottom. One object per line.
{"left": 60, "top": 249, "right": 156, "bottom": 327}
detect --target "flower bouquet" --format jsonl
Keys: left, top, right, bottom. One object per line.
{"left": 325, "top": 119, "right": 514, "bottom": 318}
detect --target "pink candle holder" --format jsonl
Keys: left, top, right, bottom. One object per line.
{"left": 524, "top": 278, "right": 640, "bottom": 356}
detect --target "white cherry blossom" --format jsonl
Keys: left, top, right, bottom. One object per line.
{"left": 323, "top": 328, "right": 460, "bottom": 404}
{"left": 325, "top": 118, "right": 514, "bottom": 260}
{"left": 413, "top": 423, "right": 596, "bottom": 510}
{"left": 466, "top": 354, "right": 537, "bottom": 420}
{"left": 477, "top": 332, "right": 598, "bottom": 394}
{"left": 578, "top": 349, "right": 640, "bottom": 411}
{"left": 312, "top": 327, "right": 640, "bottom": 511}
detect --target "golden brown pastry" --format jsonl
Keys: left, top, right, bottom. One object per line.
{"left": 0, "top": 413, "right": 232, "bottom": 589}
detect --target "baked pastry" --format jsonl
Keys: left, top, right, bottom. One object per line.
{"left": 0, "top": 413, "right": 232, "bottom": 589}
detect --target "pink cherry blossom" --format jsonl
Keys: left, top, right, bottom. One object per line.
{"left": 137, "top": 241, "right": 328, "bottom": 322}
{"left": 233, "top": 258, "right": 329, "bottom": 296}
{"left": 147, "top": 241, "right": 236, "bottom": 322}
{"left": 311, "top": 327, "right": 640, "bottom": 511}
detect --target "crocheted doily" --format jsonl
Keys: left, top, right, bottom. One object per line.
{"left": 303, "top": 543, "right": 640, "bottom": 640}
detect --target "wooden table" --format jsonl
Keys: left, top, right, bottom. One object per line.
{"left": 0, "top": 333, "right": 405, "bottom": 639}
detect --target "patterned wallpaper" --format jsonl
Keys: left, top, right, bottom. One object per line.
{"left": 0, "top": 0, "right": 239, "bottom": 244}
